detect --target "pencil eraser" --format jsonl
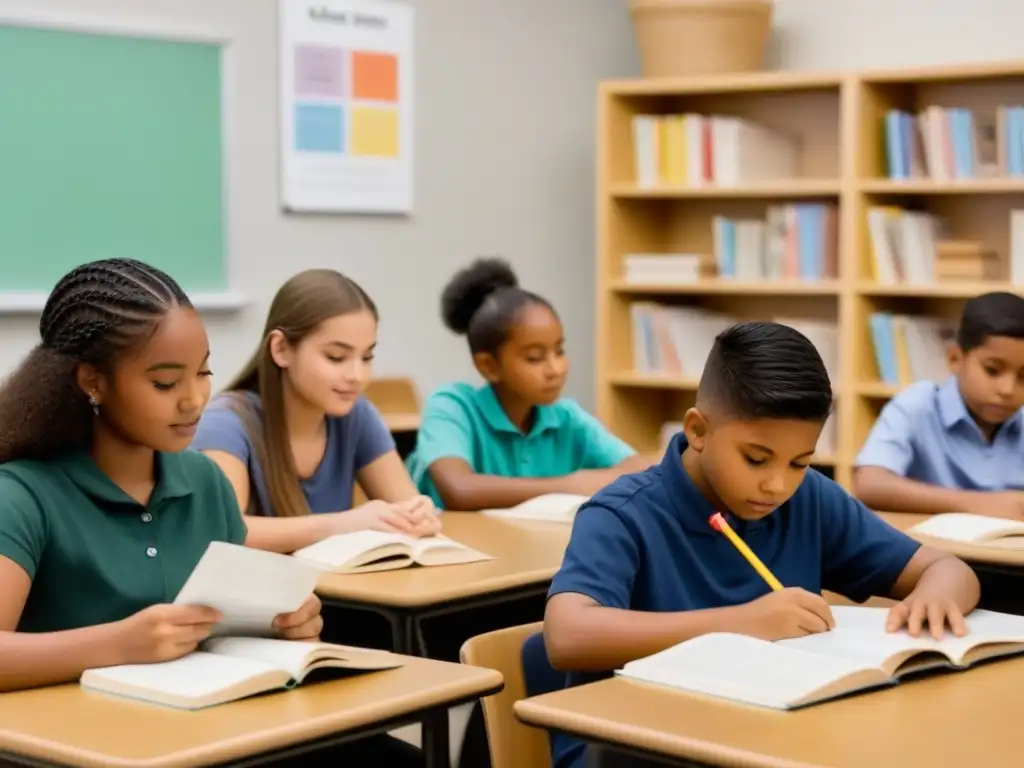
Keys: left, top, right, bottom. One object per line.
{"left": 708, "top": 512, "right": 724, "bottom": 531}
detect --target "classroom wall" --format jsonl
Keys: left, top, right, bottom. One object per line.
{"left": 1, "top": 0, "right": 1018, "bottom": 410}
{"left": 0, "top": 0, "right": 637, "bottom": 407}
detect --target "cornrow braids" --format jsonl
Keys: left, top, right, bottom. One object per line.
{"left": 0, "top": 259, "right": 192, "bottom": 463}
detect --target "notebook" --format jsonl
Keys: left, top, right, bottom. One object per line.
{"left": 479, "top": 493, "right": 590, "bottom": 523}
{"left": 80, "top": 638, "right": 401, "bottom": 710}
{"left": 616, "top": 606, "right": 1024, "bottom": 710}
{"left": 292, "top": 530, "right": 492, "bottom": 573}
{"left": 174, "top": 541, "right": 322, "bottom": 637}
{"left": 907, "top": 513, "right": 1024, "bottom": 549}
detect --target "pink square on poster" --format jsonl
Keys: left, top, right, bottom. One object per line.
{"left": 294, "top": 45, "right": 345, "bottom": 98}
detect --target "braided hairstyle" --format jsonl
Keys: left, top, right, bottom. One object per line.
{"left": 0, "top": 258, "right": 191, "bottom": 463}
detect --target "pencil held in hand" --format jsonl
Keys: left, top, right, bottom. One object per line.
{"left": 709, "top": 512, "right": 784, "bottom": 591}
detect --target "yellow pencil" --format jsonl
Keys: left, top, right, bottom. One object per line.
{"left": 709, "top": 512, "right": 784, "bottom": 591}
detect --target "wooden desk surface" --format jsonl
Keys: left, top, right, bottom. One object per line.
{"left": 382, "top": 412, "right": 420, "bottom": 433}
{"left": 0, "top": 655, "right": 502, "bottom": 768}
{"left": 878, "top": 510, "right": 1024, "bottom": 567}
{"left": 515, "top": 658, "right": 1024, "bottom": 768}
{"left": 317, "top": 513, "right": 571, "bottom": 608}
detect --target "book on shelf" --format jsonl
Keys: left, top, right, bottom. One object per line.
{"left": 616, "top": 606, "right": 1024, "bottom": 710}
{"left": 623, "top": 253, "right": 703, "bottom": 285}
{"left": 908, "top": 513, "right": 1024, "bottom": 549}
{"left": 292, "top": 530, "right": 492, "bottom": 574}
{"left": 1011, "top": 210, "right": 1024, "bottom": 283}
{"left": 713, "top": 203, "right": 838, "bottom": 281}
{"left": 632, "top": 113, "right": 800, "bottom": 188}
{"left": 883, "top": 105, "right": 1024, "bottom": 181}
{"left": 866, "top": 206, "right": 941, "bottom": 284}
{"left": 480, "top": 493, "right": 590, "bottom": 523}
{"left": 630, "top": 303, "right": 735, "bottom": 378}
{"left": 80, "top": 638, "right": 402, "bottom": 710}
{"left": 868, "top": 312, "right": 952, "bottom": 386}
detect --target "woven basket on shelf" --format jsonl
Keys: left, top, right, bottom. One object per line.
{"left": 629, "top": 0, "right": 774, "bottom": 78}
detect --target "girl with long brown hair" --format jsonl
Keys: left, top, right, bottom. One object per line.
{"left": 192, "top": 269, "right": 440, "bottom": 555}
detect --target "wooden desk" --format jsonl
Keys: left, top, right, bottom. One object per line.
{"left": 515, "top": 658, "right": 1024, "bottom": 767}
{"left": 0, "top": 656, "right": 502, "bottom": 768}
{"left": 382, "top": 412, "right": 420, "bottom": 433}
{"left": 317, "top": 513, "right": 571, "bottom": 655}
{"left": 879, "top": 510, "right": 1024, "bottom": 615}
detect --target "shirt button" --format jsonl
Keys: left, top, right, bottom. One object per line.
{"left": 146, "top": 547, "right": 157, "bottom": 557}
{"left": 141, "top": 513, "right": 153, "bottom": 523}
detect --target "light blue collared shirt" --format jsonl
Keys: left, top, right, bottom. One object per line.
{"left": 855, "top": 377, "right": 1024, "bottom": 490}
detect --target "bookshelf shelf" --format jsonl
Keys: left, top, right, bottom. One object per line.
{"left": 610, "top": 180, "right": 841, "bottom": 199}
{"left": 595, "top": 60, "right": 1024, "bottom": 490}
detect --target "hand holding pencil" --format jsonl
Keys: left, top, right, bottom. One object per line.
{"left": 709, "top": 512, "right": 835, "bottom": 641}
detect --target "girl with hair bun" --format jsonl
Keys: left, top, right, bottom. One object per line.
{"left": 406, "top": 257, "right": 650, "bottom": 511}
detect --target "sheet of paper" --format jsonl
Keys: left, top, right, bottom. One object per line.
{"left": 480, "top": 493, "right": 589, "bottom": 522}
{"left": 174, "top": 542, "right": 321, "bottom": 637}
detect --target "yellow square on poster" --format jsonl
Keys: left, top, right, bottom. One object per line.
{"left": 350, "top": 107, "right": 399, "bottom": 158}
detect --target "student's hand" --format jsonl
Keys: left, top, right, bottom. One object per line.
{"left": 885, "top": 590, "right": 968, "bottom": 640}
{"left": 393, "top": 495, "right": 442, "bottom": 538}
{"left": 344, "top": 500, "right": 418, "bottom": 534}
{"left": 968, "top": 491, "right": 1024, "bottom": 520}
{"left": 736, "top": 588, "right": 836, "bottom": 641}
{"left": 116, "top": 604, "right": 222, "bottom": 664}
{"left": 273, "top": 593, "right": 324, "bottom": 641}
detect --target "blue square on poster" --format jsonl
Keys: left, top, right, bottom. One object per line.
{"left": 294, "top": 103, "right": 344, "bottom": 153}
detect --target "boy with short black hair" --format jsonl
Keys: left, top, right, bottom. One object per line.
{"left": 853, "top": 292, "right": 1024, "bottom": 518}
{"left": 543, "top": 322, "right": 979, "bottom": 768}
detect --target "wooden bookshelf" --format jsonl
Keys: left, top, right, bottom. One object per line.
{"left": 594, "top": 61, "right": 1024, "bottom": 489}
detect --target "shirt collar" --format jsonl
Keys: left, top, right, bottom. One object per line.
{"left": 57, "top": 450, "right": 192, "bottom": 507}
{"left": 473, "top": 384, "right": 560, "bottom": 436}
{"left": 938, "top": 376, "right": 1023, "bottom": 436}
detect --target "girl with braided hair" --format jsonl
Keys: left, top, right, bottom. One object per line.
{"left": 0, "top": 259, "right": 330, "bottom": 686}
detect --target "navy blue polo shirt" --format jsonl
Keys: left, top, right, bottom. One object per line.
{"left": 547, "top": 431, "right": 920, "bottom": 768}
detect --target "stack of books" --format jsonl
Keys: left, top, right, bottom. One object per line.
{"left": 713, "top": 204, "right": 838, "bottom": 280}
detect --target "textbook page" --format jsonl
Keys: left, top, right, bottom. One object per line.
{"left": 82, "top": 651, "right": 278, "bottom": 700}
{"left": 618, "top": 632, "right": 875, "bottom": 709}
{"left": 411, "top": 535, "right": 493, "bottom": 564}
{"left": 174, "top": 542, "right": 321, "bottom": 637}
{"left": 479, "top": 493, "right": 590, "bottom": 522}
{"left": 909, "top": 513, "right": 1024, "bottom": 543}
{"left": 294, "top": 530, "right": 409, "bottom": 568}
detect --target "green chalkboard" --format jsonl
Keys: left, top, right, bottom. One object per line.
{"left": 0, "top": 23, "right": 227, "bottom": 294}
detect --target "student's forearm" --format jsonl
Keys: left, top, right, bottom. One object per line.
{"left": 616, "top": 454, "right": 658, "bottom": 473}
{"left": 544, "top": 604, "right": 742, "bottom": 671}
{"left": 436, "top": 473, "right": 608, "bottom": 511}
{"left": 852, "top": 467, "right": 980, "bottom": 515}
{"left": 0, "top": 623, "right": 124, "bottom": 692}
{"left": 243, "top": 514, "right": 352, "bottom": 554}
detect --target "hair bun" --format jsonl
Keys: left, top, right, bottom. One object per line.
{"left": 441, "top": 257, "right": 519, "bottom": 335}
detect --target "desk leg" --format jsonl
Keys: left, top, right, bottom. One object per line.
{"left": 385, "top": 611, "right": 415, "bottom": 656}
{"left": 422, "top": 708, "right": 451, "bottom": 768}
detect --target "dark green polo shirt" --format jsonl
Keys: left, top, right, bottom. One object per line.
{"left": 0, "top": 449, "right": 247, "bottom": 633}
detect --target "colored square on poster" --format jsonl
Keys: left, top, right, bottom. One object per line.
{"left": 294, "top": 104, "right": 344, "bottom": 153}
{"left": 351, "top": 51, "right": 398, "bottom": 102}
{"left": 350, "top": 107, "right": 399, "bottom": 158}
{"left": 294, "top": 45, "right": 345, "bottom": 98}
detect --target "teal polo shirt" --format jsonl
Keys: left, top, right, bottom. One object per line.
{"left": 0, "top": 450, "right": 247, "bottom": 633}
{"left": 405, "top": 383, "right": 636, "bottom": 507}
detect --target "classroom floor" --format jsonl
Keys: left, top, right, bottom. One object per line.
{"left": 390, "top": 703, "right": 474, "bottom": 764}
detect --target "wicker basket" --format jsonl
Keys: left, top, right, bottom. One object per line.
{"left": 629, "top": 0, "right": 774, "bottom": 78}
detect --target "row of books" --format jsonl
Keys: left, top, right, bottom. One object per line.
{"left": 714, "top": 204, "right": 838, "bottom": 280}
{"left": 868, "top": 312, "right": 952, "bottom": 386}
{"left": 867, "top": 206, "right": 1024, "bottom": 284}
{"left": 883, "top": 105, "right": 1024, "bottom": 181}
{"left": 632, "top": 114, "right": 799, "bottom": 188}
{"left": 629, "top": 303, "right": 840, "bottom": 385}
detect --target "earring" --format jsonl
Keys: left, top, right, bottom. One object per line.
{"left": 88, "top": 393, "right": 100, "bottom": 416}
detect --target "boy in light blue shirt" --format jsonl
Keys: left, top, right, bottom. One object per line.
{"left": 406, "top": 258, "right": 649, "bottom": 510}
{"left": 853, "top": 292, "right": 1024, "bottom": 518}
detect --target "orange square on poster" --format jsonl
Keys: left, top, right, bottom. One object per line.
{"left": 351, "top": 51, "right": 398, "bottom": 102}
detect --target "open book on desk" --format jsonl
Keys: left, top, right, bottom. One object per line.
{"left": 616, "top": 606, "right": 1024, "bottom": 710}
{"left": 293, "top": 530, "right": 492, "bottom": 574}
{"left": 480, "top": 493, "right": 590, "bottom": 523}
{"left": 81, "top": 638, "right": 401, "bottom": 710}
{"left": 907, "top": 513, "right": 1024, "bottom": 548}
